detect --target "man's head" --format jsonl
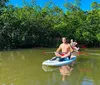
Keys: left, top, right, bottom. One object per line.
{"left": 62, "top": 37, "right": 67, "bottom": 43}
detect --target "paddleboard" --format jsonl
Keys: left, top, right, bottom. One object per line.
{"left": 42, "top": 56, "right": 76, "bottom": 66}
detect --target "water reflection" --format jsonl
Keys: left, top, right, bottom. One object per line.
{"left": 42, "top": 62, "right": 75, "bottom": 82}
{"left": 59, "top": 65, "right": 73, "bottom": 81}
{"left": 82, "top": 77, "right": 94, "bottom": 85}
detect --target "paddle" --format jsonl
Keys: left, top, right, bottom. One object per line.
{"left": 42, "top": 51, "right": 97, "bottom": 56}
{"left": 78, "top": 52, "right": 100, "bottom": 56}
{"left": 77, "top": 51, "right": 87, "bottom": 55}
{"left": 43, "top": 46, "right": 100, "bottom": 56}
{"left": 42, "top": 52, "right": 66, "bottom": 54}
{"left": 43, "top": 52, "right": 55, "bottom": 54}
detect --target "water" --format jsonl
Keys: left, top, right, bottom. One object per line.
{"left": 0, "top": 48, "right": 100, "bottom": 85}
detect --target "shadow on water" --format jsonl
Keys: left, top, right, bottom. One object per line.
{"left": 0, "top": 48, "right": 100, "bottom": 85}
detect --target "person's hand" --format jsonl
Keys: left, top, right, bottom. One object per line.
{"left": 54, "top": 52, "right": 59, "bottom": 55}
{"left": 74, "top": 42, "right": 77, "bottom": 45}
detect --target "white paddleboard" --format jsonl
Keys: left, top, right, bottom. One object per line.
{"left": 42, "top": 56, "right": 76, "bottom": 66}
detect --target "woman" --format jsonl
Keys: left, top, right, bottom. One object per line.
{"left": 70, "top": 39, "right": 79, "bottom": 51}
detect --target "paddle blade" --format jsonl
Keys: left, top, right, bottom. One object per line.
{"left": 78, "top": 51, "right": 88, "bottom": 55}
{"left": 42, "top": 52, "right": 46, "bottom": 54}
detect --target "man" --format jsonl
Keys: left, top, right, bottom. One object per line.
{"left": 54, "top": 37, "right": 73, "bottom": 60}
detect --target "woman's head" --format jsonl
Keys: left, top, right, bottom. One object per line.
{"left": 71, "top": 39, "right": 73, "bottom": 42}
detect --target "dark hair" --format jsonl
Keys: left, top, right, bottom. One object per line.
{"left": 62, "top": 37, "right": 70, "bottom": 43}
{"left": 62, "top": 37, "right": 67, "bottom": 39}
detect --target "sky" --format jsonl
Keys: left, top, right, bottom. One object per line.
{"left": 8, "top": 0, "right": 100, "bottom": 10}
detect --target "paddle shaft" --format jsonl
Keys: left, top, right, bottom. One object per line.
{"left": 43, "top": 52, "right": 67, "bottom": 54}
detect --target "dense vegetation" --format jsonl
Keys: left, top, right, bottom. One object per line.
{"left": 0, "top": 0, "right": 100, "bottom": 50}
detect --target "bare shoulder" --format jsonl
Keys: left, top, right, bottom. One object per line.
{"left": 67, "top": 43, "right": 71, "bottom": 47}
{"left": 60, "top": 43, "right": 63, "bottom": 47}
{"left": 67, "top": 43, "right": 70, "bottom": 46}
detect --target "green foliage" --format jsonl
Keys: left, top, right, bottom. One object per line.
{"left": 0, "top": 0, "right": 100, "bottom": 50}
{"left": 0, "top": 0, "right": 9, "bottom": 7}
{"left": 91, "top": 2, "right": 100, "bottom": 10}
